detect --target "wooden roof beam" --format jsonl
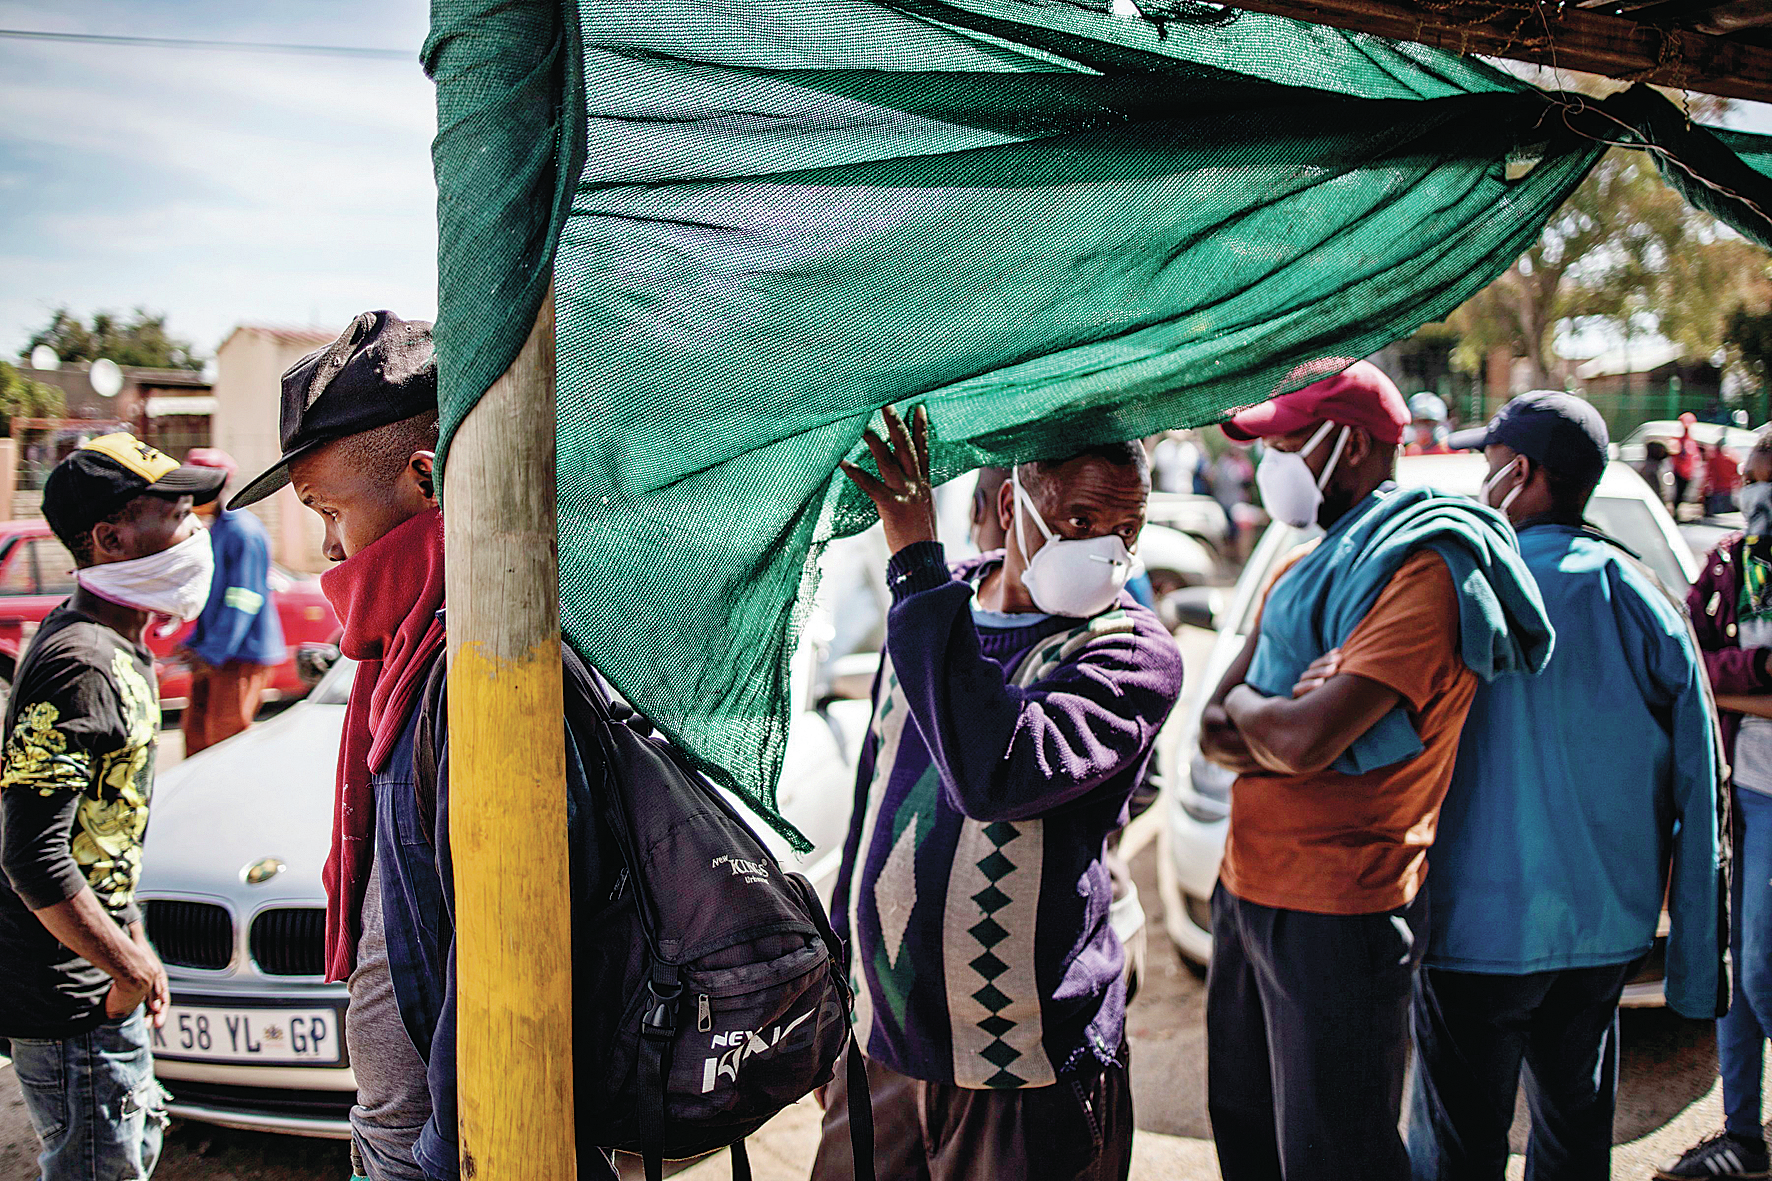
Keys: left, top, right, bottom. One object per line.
{"left": 1697, "top": 2, "right": 1772, "bottom": 35}
{"left": 1224, "top": 0, "right": 1772, "bottom": 104}
{"left": 1575, "top": 1, "right": 1772, "bottom": 35}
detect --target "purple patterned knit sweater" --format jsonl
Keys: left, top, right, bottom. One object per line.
{"left": 832, "top": 541, "right": 1184, "bottom": 1088}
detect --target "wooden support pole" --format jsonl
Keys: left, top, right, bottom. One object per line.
{"left": 1224, "top": 0, "right": 1772, "bottom": 105}
{"left": 443, "top": 287, "right": 576, "bottom": 1181}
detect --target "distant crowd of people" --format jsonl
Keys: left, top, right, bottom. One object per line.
{"left": 0, "top": 323, "right": 1765, "bottom": 1181}
{"left": 1636, "top": 410, "right": 1745, "bottom": 520}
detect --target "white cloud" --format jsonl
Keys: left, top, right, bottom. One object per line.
{"left": 0, "top": 0, "right": 437, "bottom": 357}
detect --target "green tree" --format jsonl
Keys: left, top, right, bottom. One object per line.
{"left": 1727, "top": 306, "right": 1772, "bottom": 424}
{"left": 0, "top": 362, "right": 66, "bottom": 433}
{"left": 1446, "top": 85, "right": 1770, "bottom": 386}
{"left": 24, "top": 308, "right": 202, "bottom": 372}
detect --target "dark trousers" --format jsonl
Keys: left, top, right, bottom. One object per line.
{"left": 811, "top": 1046, "right": 1133, "bottom": 1181}
{"left": 1408, "top": 963, "right": 1631, "bottom": 1180}
{"left": 1672, "top": 473, "right": 1692, "bottom": 512}
{"left": 1206, "top": 881, "right": 1428, "bottom": 1181}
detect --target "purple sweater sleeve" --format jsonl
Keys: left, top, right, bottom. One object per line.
{"left": 1689, "top": 537, "right": 1772, "bottom": 695}
{"left": 883, "top": 541, "right": 1185, "bottom": 823}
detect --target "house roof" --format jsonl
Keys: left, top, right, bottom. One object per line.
{"left": 125, "top": 367, "right": 209, "bottom": 390}
{"left": 216, "top": 324, "right": 338, "bottom": 353}
{"left": 1574, "top": 340, "right": 1685, "bottom": 379}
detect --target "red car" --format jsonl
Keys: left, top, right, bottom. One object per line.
{"left": 0, "top": 519, "right": 339, "bottom": 710}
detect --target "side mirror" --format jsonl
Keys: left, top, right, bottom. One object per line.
{"left": 821, "top": 651, "right": 882, "bottom": 703}
{"left": 1162, "top": 585, "right": 1224, "bottom": 633}
{"left": 295, "top": 642, "right": 341, "bottom": 687}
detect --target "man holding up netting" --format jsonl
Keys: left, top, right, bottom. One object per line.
{"left": 821, "top": 405, "right": 1184, "bottom": 1181}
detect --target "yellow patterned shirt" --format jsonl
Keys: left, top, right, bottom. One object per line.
{"left": 0, "top": 603, "right": 159, "bottom": 1036}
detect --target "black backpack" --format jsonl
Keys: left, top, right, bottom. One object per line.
{"left": 418, "top": 643, "right": 873, "bottom": 1181}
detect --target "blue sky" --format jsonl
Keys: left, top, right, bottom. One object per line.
{"left": 3, "top": 3, "right": 1771, "bottom": 363}
{"left": 0, "top": 0, "right": 436, "bottom": 360}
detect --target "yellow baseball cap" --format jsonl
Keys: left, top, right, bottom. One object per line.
{"left": 42, "top": 433, "right": 227, "bottom": 545}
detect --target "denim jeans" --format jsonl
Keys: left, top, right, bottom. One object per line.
{"left": 1408, "top": 962, "right": 1632, "bottom": 1181}
{"left": 9, "top": 1008, "right": 168, "bottom": 1181}
{"left": 1721, "top": 786, "right": 1772, "bottom": 1138}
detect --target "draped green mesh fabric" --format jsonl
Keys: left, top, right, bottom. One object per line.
{"left": 426, "top": 0, "right": 1772, "bottom": 848}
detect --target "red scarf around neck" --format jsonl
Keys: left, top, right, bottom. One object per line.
{"left": 318, "top": 507, "right": 447, "bottom": 981}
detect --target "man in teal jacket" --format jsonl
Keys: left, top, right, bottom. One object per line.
{"left": 1410, "top": 393, "right": 1726, "bottom": 1180}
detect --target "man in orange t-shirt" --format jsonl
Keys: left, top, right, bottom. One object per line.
{"left": 1197, "top": 363, "right": 1547, "bottom": 1181}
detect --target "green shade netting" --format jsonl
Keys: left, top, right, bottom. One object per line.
{"left": 424, "top": 0, "right": 1772, "bottom": 848}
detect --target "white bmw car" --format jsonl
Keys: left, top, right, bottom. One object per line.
{"left": 1157, "top": 454, "right": 1698, "bottom": 1006}
{"left": 138, "top": 645, "right": 870, "bottom": 1138}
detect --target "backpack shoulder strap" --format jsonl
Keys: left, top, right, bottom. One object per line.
{"left": 412, "top": 647, "right": 450, "bottom": 837}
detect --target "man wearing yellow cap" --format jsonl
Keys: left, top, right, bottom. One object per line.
{"left": 0, "top": 434, "right": 224, "bottom": 1181}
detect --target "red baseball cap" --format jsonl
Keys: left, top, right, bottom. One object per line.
{"left": 1222, "top": 360, "right": 1409, "bottom": 446}
{"left": 185, "top": 447, "right": 238, "bottom": 480}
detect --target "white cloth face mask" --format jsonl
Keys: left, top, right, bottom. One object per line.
{"left": 1255, "top": 421, "right": 1348, "bottom": 529}
{"left": 1011, "top": 467, "right": 1135, "bottom": 618}
{"left": 1480, "top": 456, "right": 1527, "bottom": 515}
{"left": 76, "top": 527, "right": 215, "bottom": 623}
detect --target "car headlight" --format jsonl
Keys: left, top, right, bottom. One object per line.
{"left": 1178, "top": 749, "right": 1235, "bottom": 824}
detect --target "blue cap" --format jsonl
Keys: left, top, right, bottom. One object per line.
{"left": 1448, "top": 391, "right": 1609, "bottom": 485}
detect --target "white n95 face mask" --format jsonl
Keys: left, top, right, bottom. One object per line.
{"left": 1011, "top": 467, "right": 1135, "bottom": 618}
{"left": 1255, "top": 421, "right": 1348, "bottom": 529}
{"left": 77, "top": 527, "right": 215, "bottom": 623}
{"left": 1479, "top": 456, "right": 1527, "bottom": 515}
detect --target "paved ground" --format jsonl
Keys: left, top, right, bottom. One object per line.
{"left": 0, "top": 834, "right": 1746, "bottom": 1180}
{"left": 672, "top": 846, "right": 1749, "bottom": 1181}
{"left": 0, "top": 685, "right": 1751, "bottom": 1179}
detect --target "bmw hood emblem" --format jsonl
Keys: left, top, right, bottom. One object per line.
{"left": 243, "top": 857, "right": 286, "bottom": 886}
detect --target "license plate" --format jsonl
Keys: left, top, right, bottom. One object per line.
{"left": 151, "top": 1004, "right": 342, "bottom": 1065}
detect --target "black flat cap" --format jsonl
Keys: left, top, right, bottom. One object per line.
{"left": 229, "top": 310, "right": 437, "bottom": 509}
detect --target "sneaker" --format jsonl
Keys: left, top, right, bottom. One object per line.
{"left": 1655, "top": 1131, "right": 1770, "bottom": 1179}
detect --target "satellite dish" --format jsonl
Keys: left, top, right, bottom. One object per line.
{"left": 29, "top": 345, "right": 59, "bottom": 371}
{"left": 90, "top": 358, "right": 123, "bottom": 399}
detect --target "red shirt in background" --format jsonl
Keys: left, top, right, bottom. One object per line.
{"left": 1672, "top": 431, "right": 1700, "bottom": 480}
{"left": 1707, "top": 447, "right": 1741, "bottom": 494}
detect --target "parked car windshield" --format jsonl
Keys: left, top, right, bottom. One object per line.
{"left": 1583, "top": 496, "right": 1688, "bottom": 591}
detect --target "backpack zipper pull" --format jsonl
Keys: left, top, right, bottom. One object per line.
{"left": 697, "top": 994, "right": 712, "bottom": 1033}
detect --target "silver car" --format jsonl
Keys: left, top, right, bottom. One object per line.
{"left": 139, "top": 647, "right": 871, "bottom": 1138}
{"left": 1157, "top": 454, "right": 1698, "bottom": 1006}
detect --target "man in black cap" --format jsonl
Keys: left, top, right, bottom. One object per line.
{"left": 1407, "top": 393, "right": 1725, "bottom": 1179}
{"left": 230, "top": 311, "right": 616, "bottom": 1181}
{"left": 0, "top": 434, "right": 226, "bottom": 1181}
{"left": 231, "top": 310, "right": 449, "bottom": 1181}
